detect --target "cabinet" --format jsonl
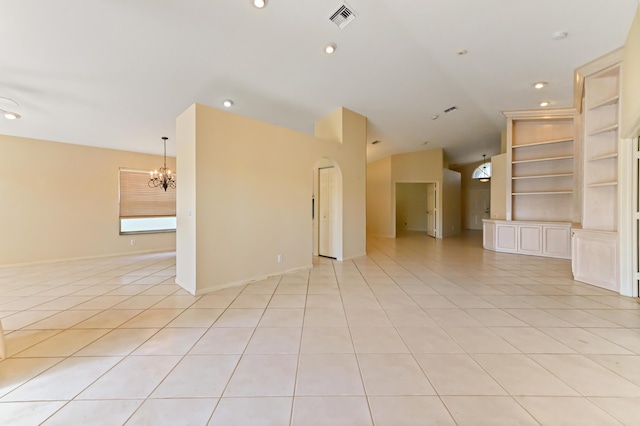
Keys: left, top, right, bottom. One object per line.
{"left": 572, "top": 51, "right": 622, "bottom": 291}
{"left": 483, "top": 219, "right": 571, "bottom": 259}
{"left": 505, "top": 110, "right": 578, "bottom": 223}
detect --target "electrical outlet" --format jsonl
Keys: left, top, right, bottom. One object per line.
{"left": 277, "top": 254, "right": 282, "bottom": 262}
{"left": 130, "top": 239, "right": 136, "bottom": 246}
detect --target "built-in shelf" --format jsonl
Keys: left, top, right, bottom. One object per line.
{"left": 589, "top": 123, "right": 618, "bottom": 136}
{"left": 512, "top": 138, "right": 573, "bottom": 149}
{"left": 512, "top": 173, "right": 573, "bottom": 180}
{"left": 587, "top": 181, "right": 618, "bottom": 188}
{"left": 587, "top": 95, "right": 619, "bottom": 110}
{"left": 589, "top": 152, "right": 618, "bottom": 161}
{"left": 512, "top": 191, "right": 573, "bottom": 195}
{"left": 512, "top": 155, "right": 574, "bottom": 164}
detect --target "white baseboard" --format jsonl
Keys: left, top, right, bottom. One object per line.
{"left": 0, "top": 248, "right": 176, "bottom": 269}
{"left": 195, "top": 264, "right": 313, "bottom": 296}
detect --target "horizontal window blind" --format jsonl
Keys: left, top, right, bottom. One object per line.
{"left": 119, "top": 169, "right": 176, "bottom": 218}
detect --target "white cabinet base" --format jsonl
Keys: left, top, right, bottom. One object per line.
{"left": 483, "top": 220, "right": 571, "bottom": 259}
{"left": 572, "top": 229, "right": 619, "bottom": 292}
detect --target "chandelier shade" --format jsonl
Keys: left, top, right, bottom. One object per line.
{"left": 149, "top": 137, "right": 176, "bottom": 191}
{"left": 472, "top": 154, "right": 491, "bottom": 183}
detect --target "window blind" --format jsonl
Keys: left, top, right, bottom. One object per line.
{"left": 119, "top": 169, "right": 176, "bottom": 218}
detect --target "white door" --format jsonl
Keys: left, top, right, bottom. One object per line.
{"left": 427, "top": 183, "right": 436, "bottom": 238}
{"left": 466, "top": 189, "right": 490, "bottom": 230}
{"left": 319, "top": 167, "right": 336, "bottom": 258}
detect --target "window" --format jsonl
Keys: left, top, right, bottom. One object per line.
{"left": 472, "top": 162, "right": 492, "bottom": 181}
{"left": 119, "top": 169, "right": 176, "bottom": 234}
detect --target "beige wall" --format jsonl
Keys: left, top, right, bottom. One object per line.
{"left": 622, "top": 5, "right": 640, "bottom": 138}
{"left": 0, "top": 135, "right": 176, "bottom": 266}
{"left": 366, "top": 157, "right": 393, "bottom": 237}
{"left": 391, "top": 149, "right": 444, "bottom": 183}
{"left": 366, "top": 149, "right": 462, "bottom": 239}
{"left": 442, "top": 169, "right": 462, "bottom": 237}
{"left": 490, "top": 153, "right": 508, "bottom": 220}
{"left": 451, "top": 161, "right": 491, "bottom": 229}
{"left": 176, "top": 104, "right": 366, "bottom": 295}
{"left": 396, "top": 183, "right": 429, "bottom": 232}
{"left": 391, "top": 149, "right": 445, "bottom": 238}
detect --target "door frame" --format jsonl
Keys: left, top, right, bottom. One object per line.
{"left": 393, "top": 181, "right": 441, "bottom": 239}
{"left": 312, "top": 159, "right": 344, "bottom": 260}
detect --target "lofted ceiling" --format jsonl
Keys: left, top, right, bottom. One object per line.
{"left": 0, "top": 0, "right": 637, "bottom": 165}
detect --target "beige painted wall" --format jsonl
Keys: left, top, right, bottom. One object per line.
{"left": 176, "top": 104, "right": 366, "bottom": 295}
{"left": 392, "top": 149, "right": 445, "bottom": 238}
{"left": 451, "top": 161, "right": 491, "bottom": 229}
{"left": 396, "top": 183, "right": 429, "bottom": 232}
{"left": 442, "top": 169, "right": 462, "bottom": 237}
{"left": 622, "top": 5, "right": 640, "bottom": 138}
{"left": 0, "top": 135, "right": 176, "bottom": 266}
{"left": 490, "top": 153, "right": 508, "bottom": 220}
{"left": 366, "top": 157, "right": 393, "bottom": 237}
{"left": 366, "top": 149, "right": 462, "bottom": 239}
{"left": 391, "top": 149, "right": 444, "bottom": 183}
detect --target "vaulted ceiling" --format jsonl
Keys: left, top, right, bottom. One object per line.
{"left": 1, "top": 0, "right": 636, "bottom": 164}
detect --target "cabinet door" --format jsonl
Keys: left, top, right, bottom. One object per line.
{"left": 495, "top": 224, "right": 517, "bottom": 252}
{"left": 518, "top": 225, "right": 543, "bottom": 255}
{"left": 572, "top": 230, "right": 618, "bottom": 291}
{"left": 543, "top": 226, "right": 571, "bottom": 259}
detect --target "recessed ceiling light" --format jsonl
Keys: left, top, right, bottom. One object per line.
{"left": 324, "top": 43, "right": 337, "bottom": 54}
{"left": 540, "top": 101, "right": 550, "bottom": 107}
{"left": 456, "top": 49, "right": 468, "bottom": 56}
{"left": 252, "top": 0, "right": 267, "bottom": 8}
{"left": 223, "top": 99, "right": 234, "bottom": 108}
{"left": 552, "top": 31, "right": 568, "bottom": 40}
{"left": 2, "top": 110, "right": 20, "bottom": 120}
{"left": 371, "top": 140, "right": 381, "bottom": 145}
{"left": 431, "top": 115, "right": 439, "bottom": 120}
{"left": 533, "top": 82, "right": 547, "bottom": 90}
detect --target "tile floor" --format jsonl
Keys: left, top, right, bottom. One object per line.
{"left": 0, "top": 231, "right": 639, "bottom": 425}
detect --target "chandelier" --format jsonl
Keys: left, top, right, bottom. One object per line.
{"left": 479, "top": 154, "right": 490, "bottom": 183}
{"left": 149, "top": 137, "right": 176, "bottom": 191}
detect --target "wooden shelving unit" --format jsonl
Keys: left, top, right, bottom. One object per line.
{"left": 505, "top": 110, "right": 577, "bottom": 223}
{"left": 512, "top": 173, "right": 573, "bottom": 180}
{"left": 582, "top": 64, "right": 620, "bottom": 232}
{"left": 571, "top": 50, "right": 622, "bottom": 293}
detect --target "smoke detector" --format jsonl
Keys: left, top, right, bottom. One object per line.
{"left": 329, "top": 3, "right": 357, "bottom": 29}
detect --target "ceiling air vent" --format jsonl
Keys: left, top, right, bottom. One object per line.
{"left": 444, "top": 106, "right": 458, "bottom": 114}
{"left": 330, "top": 4, "right": 356, "bottom": 29}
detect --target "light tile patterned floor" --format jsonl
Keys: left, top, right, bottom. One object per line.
{"left": 0, "top": 231, "right": 639, "bottom": 425}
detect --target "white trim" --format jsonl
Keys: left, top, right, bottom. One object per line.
{"left": 194, "top": 264, "right": 313, "bottom": 296}
{"left": 619, "top": 138, "right": 635, "bottom": 296}
{"left": 0, "top": 248, "right": 176, "bottom": 269}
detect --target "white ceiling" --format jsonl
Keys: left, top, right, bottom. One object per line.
{"left": 0, "top": 0, "right": 637, "bottom": 165}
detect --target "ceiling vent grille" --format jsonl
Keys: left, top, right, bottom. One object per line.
{"left": 330, "top": 4, "right": 356, "bottom": 29}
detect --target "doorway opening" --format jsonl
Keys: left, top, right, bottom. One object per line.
{"left": 395, "top": 182, "right": 437, "bottom": 238}
{"left": 312, "top": 158, "right": 343, "bottom": 260}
